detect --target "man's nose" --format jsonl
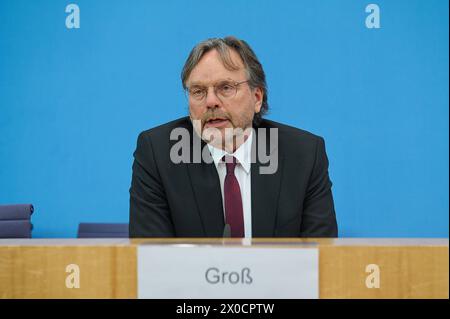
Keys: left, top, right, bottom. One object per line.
{"left": 205, "top": 87, "right": 221, "bottom": 109}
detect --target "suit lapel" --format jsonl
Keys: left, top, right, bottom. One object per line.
{"left": 186, "top": 130, "right": 225, "bottom": 237}
{"left": 251, "top": 126, "right": 283, "bottom": 237}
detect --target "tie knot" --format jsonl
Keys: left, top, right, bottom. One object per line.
{"left": 223, "top": 156, "right": 237, "bottom": 175}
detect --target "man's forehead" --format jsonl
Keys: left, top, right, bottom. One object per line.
{"left": 188, "top": 77, "right": 236, "bottom": 87}
{"left": 187, "top": 49, "right": 245, "bottom": 84}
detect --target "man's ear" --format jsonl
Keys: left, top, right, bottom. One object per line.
{"left": 253, "top": 87, "right": 264, "bottom": 113}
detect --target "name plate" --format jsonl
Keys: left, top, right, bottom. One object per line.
{"left": 138, "top": 245, "right": 318, "bottom": 299}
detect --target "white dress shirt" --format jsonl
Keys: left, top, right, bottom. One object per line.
{"left": 207, "top": 132, "right": 253, "bottom": 238}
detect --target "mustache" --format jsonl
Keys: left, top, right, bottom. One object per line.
{"left": 202, "top": 111, "right": 231, "bottom": 123}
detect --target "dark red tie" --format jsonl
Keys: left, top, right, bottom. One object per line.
{"left": 223, "top": 156, "right": 244, "bottom": 237}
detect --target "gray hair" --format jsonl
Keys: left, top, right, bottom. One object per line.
{"left": 181, "top": 36, "right": 268, "bottom": 126}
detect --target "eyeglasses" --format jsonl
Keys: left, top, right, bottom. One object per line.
{"left": 186, "top": 80, "right": 249, "bottom": 102}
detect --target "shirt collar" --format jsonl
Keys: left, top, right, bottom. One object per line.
{"left": 207, "top": 130, "right": 253, "bottom": 174}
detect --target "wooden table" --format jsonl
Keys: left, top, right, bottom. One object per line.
{"left": 0, "top": 238, "right": 448, "bottom": 298}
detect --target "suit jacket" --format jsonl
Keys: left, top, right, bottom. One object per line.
{"left": 129, "top": 117, "right": 338, "bottom": 237}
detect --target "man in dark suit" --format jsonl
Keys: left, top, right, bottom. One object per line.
{"left": 129, "top": 36, "right": 338, "bottom": 238}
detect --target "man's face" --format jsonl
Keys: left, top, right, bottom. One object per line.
{"left": 187, "top": 49, "right": 263, "bottom": 148}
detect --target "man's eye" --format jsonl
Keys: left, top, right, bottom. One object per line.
{"left": 219, "top": 84, "right": 234, "bottom": 93}
{"left": 190, "top": 89, "right": 204, "bottom": 96}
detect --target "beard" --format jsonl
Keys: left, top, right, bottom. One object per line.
{"left": 190, "top": 110, "right": 253, "bottom": 152}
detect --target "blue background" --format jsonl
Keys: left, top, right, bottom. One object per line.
{"left": 0, "top": 0, "right": 448, "bottom": 238}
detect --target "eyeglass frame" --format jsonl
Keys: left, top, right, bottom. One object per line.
{"left": 185, "top": 79, "right": 250, "bottom": 102}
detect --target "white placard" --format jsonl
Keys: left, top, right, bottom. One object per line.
{"left": 137, "top": 245, "right": 318, "bottom": 299}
